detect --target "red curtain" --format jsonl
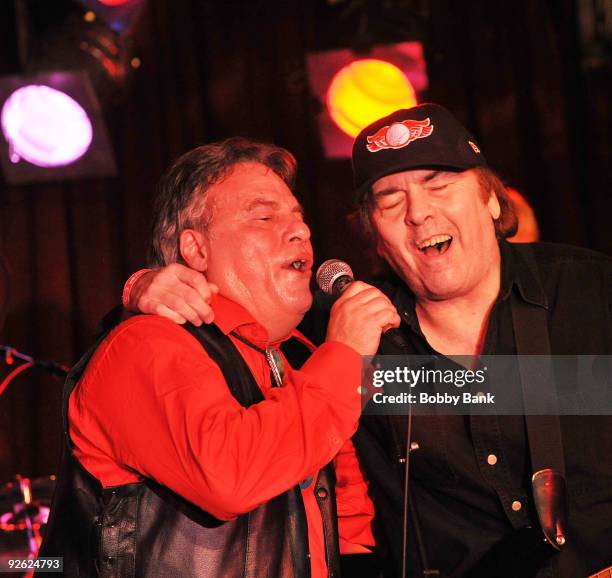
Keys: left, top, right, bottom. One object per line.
{"left": 0, "top": 0, "right": 609, "bottom": 480}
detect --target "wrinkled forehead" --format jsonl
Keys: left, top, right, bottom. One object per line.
{"left": 203, "top": 162, "right": 302, "bottom": 216}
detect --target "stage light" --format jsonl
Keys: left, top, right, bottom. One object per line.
{"left": 0, "top": 71, "right": 116, "bottom": 185}
{"left": 307, "top": 42, "right": 428, "bottom": 158}
{"left": 326, "top": 59, "right": 417, "bottom": 138}
{"left": 75, "top": 0, "right": 147, "bottom": 34}
{"left": 26, "top": 2, "right": 145, "bottom": 103}
{"left": 1, "top": 85, "right": 93, "bottom": 168}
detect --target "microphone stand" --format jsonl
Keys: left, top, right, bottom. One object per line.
{"left": 0, "top": 344, "right": 69, "bottom": 397}
{"left": 0, "top": 345, "right": 67, "bottom": 564}
{"left": 0, "top": 345, "right": 69, "bottom": 378}
{"left": 401, "top": 403, "right": 414, "bottom": 578}
{"left": 384, "top": 332, "right": 439, "bottom": 578}
{"left": 401, "top": 397, "right": 440, "bottom": 577}
{"left": 316, "top": 260, "right": 441, "bottom": 576}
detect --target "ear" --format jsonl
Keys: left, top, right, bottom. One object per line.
{"left": 179, "top": 229, "right": 208, "bottom": 272}
{"left": 487, "top": 192, "right": 501, "bottom": 220}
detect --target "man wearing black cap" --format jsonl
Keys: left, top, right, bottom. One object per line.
{"left": 123, "top": 104, "right": 611, "bottom": 578}
{"left": 342, "top": 103, "right": 611, "bottom": 578}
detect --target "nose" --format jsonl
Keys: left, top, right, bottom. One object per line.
{"left": 285, "top": 215, "right": 311, "bottom": 243}
{"left": 405, "top": 189, "right": 433, "bottom": 226}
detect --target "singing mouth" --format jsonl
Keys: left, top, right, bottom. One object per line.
{"left": 417, "top": 234, "right": 453, "bottom": 255}
{"left": 291, "top": 259, "right": 307, "bottom": 271}
{"left": 285, "top": 258, "right": 311, "bottom": 272}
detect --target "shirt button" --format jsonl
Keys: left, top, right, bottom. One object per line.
{"left": 316, "top": 487, "right": 328, "bottom": 499}
{"left": 487, "top": 454, "right": 498, "bottom": 465}
{"left": 511, "top": 500, "right": 522, "bottom": 511}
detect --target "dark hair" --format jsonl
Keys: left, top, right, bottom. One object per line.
{"left": 356, "top": 166, "right": 517, "bottom": 241}
{"left": 149, "top": 137, "right": 297, "bottom": 266}
{"left": 473, "top": 167, "right": 518, "bottom": 239}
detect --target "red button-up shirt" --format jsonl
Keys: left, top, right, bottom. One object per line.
{"left": 70, "top": 295, "right": 374, "bottom": 577}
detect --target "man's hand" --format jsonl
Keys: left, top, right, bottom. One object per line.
{"left": 126, "top": 263, "right": 219, "bottom": 326}
{"left": 326, "top": 281, "right": 400, "bottom": 356}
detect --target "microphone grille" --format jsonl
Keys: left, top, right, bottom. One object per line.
{"left": 316, "top": 259, "right": 354, "bottom": 295}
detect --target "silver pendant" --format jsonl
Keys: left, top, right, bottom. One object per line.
{"left": 265, "top": 348, "right": 285, "bottom": 388}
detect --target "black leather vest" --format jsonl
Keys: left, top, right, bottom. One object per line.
{"left": 38, "top": 322, "right": 340, "bottom": 577}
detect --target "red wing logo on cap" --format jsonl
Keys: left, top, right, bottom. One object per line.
{"left": 366, "top": 118, "right": 434, "bottom": 152}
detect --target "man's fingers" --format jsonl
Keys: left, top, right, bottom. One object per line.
{"left": 378, "top": 311, "right": 402, "bottom": 331}
{"left": 131, "top": 265, "right": 217, "bottom": 325}
{"left": 164, "top": 262, "right": 195, "bottom": 280}
{"left": 151, "top": 303, "right": 188, "bottom": 325}
{"left": 382, "top": 314, "right": 402, "bottom": 332}
{"left": 128, "top": 263, "right": 218, "bottom": 325}
{"left": 326, "top": 281, "right": 399, "bottom": 356}
{"left": 172, "top": 267, "right": 217, "bottom": 300}
{"left": 165, "top": 284, "right": 216, "bottom": 323}
{"left": 335, "top": 284, "right": 395, "bottom": 310}
{"left": 189, "top": 274, "right": 219, "bottom": 302}
{"left": 154, "top": 294, "right": 211, "bottom": 326}
{"left": 358, "top": 300, "right": 401, "bottom": 329}
{"left": 335, "top": 280, "right": 372, "bottom": 299}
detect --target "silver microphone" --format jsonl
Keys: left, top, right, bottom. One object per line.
{"left": 315, "top": 259, "right": 354, "bottom": 296}
{"left": 315, "top": 258, "right": 407, "bottom": 351}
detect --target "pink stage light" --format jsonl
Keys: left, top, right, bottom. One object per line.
{"left": 1, "top": 85, "right": 93, "bottom": 168}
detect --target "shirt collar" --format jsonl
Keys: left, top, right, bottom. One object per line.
{"left": 390, "top": 240, "right": 548, "bottom": 335}
{"left": 212, "top": 294, "right": 313, "bottom": 350}
{"left": 498, "top": 240, "right": 548, "bottom": 309}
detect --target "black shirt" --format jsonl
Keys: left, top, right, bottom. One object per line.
{"left": 302, "top": 241, "right": 611, "bottom": 578}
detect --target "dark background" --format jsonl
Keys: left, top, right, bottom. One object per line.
{"left": 0, "top": 0, "right": 610, "bottom": 481}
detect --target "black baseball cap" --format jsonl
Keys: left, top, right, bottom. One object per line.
{"left": 352, "top": 103, "right": 487, "bottom": 199}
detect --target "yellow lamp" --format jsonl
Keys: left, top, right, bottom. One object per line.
{"left": 326, "top": 59, "right": 417, "bottom": 137}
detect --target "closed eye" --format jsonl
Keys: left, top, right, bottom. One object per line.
{"left": 425, "top": 183, "right": 448, "bottom": 192}
{"left": 250, "top": 210, "right": 274, "bottom": 221}
{"left": 424, "top": 175, "right": 458, "bottom": 192}
{"left": 376, "top": 192, "right": 405, "bottom": 211}
{"left": 379, "top": 200, "right": 402, "bottom": 210}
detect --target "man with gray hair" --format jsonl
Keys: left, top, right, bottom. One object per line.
{"left": 40, "top": 137, "right": 399, "bottom": 577}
